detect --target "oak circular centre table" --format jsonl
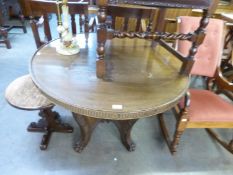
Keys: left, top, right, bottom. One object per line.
{"left": 30, "top": 33, "right": 189, "bottom": 152}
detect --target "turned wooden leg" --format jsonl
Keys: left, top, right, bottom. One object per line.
{"left": 170, "top": 129, "right": 185, "bottom": 154}
{"left": 79, "top": 15, "right": 83, "bottom": 33}
{"left": 19, "top": 14, "right": 27, "bottom": 33}
{"left": 96, "top": 59, "right": 106, "bottom": 79}
{"left": 72, "top": 113, "right": 102, "bottom": 153}
{"left": 0, "top": 29, "right": 11, "bottom": 49}
{"left": 84, "top": 15, "right": 89, "bottom": 43}
{"left": 113, "top": 119, "right": 138, "bottom": 152}
{"left": 96, "top": 47, "right": 106, "bottom": 78}
{"left": 96, "top": 2, "right": 107, "bottom": 79}
{"left": 27, "top": 107, "right": 73, "bottom": 150}
{"left": 158, "top": 112, "right": 187, "bottom": 155}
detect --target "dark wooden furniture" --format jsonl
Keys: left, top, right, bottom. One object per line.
{"left": 0, "top": 0, "right": 26, "bottom": 48}
{"left": 0, "top": 27, "right": 10, "bottom": 48}
{"left": 5, "top": 75, "right": 73, "bottom": 150}
{"left": 96, "top": 0, "right": 216, "bottom": 78}
{"left": 30, "top": 33, "right": 190, "bottom": 152}
{"left": 158, "top": 17, "right": 233, "bottom": 155}
{"left": 219, "top": 13, "right": 233, "bottom": 77}
{"left": 28, "top": 0, "right": 90, "bottom": 48}
{"left": 105, "top": 5, "right": 156, "bottom": 32}
{"left": 0, "top": 0, "right": 10, "bottom": 48}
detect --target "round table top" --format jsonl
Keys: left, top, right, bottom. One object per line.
{"left": 30, "top": 34, "right": 189, "bottom": 120}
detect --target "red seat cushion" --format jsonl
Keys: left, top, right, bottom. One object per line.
{"left": 186, "top": 89, "right": 233, "bottom": 122}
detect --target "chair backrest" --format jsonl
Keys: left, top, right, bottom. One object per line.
{"left": 106, "top": 5, "right": 156, "bottom": 32}
{"left": 178, "top": 17, "right": 224, "bottom": 78}
{"left": 96, "top": 0, "right": 218, "bottom": 78}
{"left": 29, "top": 0, "right": 89, "bottom": 48}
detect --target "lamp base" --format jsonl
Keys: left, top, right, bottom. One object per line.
{"left": 56, "top": 42, "right": 80, "bottom": 55}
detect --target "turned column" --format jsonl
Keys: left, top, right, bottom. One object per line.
{"left": 96, "top": 0, "right": 107, "bottom": 78}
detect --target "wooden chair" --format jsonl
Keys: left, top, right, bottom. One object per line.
{"left": 96, "top": 0, "right": 218, "bottom": 78}
{"left": 158, "top": 17, "right": 233, "bottom": 154}
{"left": 220, "top": 23, "right": 233, "bottom": 76}
{"left": 0, "top": 0, "right": 27, "bottom": 48}
{"left": 5, "top": 75, "right": 73, "bottom": 150}
{"left": 105, "top": 5, "right": 156, "bottom": 32}
{"left": 28, "top": 0, "right": 90, "bottom": 48}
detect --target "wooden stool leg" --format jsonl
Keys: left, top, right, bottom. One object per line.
{"left": 40, "top": 131, "right": 52, "bottom": 150}
{"left": 0, "top": 29, "right": 11, "bottom": 49}
{"left": 72, "top": 113, "right": 101, "bottom": 153}
{"left": 113, "top": 119, "right": 138, "bottom": 152}
{"left": 27, "top": 107, "right": 73, "bottom": 150}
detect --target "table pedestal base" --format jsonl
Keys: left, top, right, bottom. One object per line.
{"left": 27, "top": 108, "right": 73, "bottom": 150}
{"left": 73, "top": 113, "right": 138, "bottom": 153}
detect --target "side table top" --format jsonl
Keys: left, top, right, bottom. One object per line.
{"left": 30, "top": 34, "right": 189, "bottom": 120}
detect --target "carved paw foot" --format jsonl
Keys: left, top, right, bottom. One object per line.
{"left": 40, "top": 144, "right": 47, "bottom": 150}
{"left": 128, "top": 143, "right": 136, "bottom": 152}
{"left": 123, "top": 141, "right": 136, "bottom": 152}
{"left": 73, "top": 142, "right": 86, "bottom": 153}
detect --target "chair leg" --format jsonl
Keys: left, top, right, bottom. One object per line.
{"left": 158, "top": 110, "right": 188, "bottom": 155}
{"left": 0, "top": 29, "right": 11, "bottom": 49}
{"left": 158, "top": 113, "right": 174, "bottom": 153}
{"left": 84, "top": 15, "right": 89, "bottom": 43}
{"left": 171, "top": 124, "right": 186, "bottom": 154}
{"left": 19, "top": 14, "right": 27, "bottom": 33}
{"left": 206, "top": 129, "right": 233, "bottom": 154}
{"left": 79, "top": 15, "right": 83, "bottom": 33}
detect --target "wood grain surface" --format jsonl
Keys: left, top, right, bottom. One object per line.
{"left": 5, "top": 74, "right": 53, "bottom": 110}
{"left": 30, "top": 34, "right": 189, "bottom": 120}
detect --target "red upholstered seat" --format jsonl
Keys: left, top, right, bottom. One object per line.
{"left": 177, "top": 17, "right": 233, "bottom": 122}
{"left": 159, "top": 16, "right": 233, "bottom": 154}
{"left": 188, "top": 89, "right": 233, "bottom": 122}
